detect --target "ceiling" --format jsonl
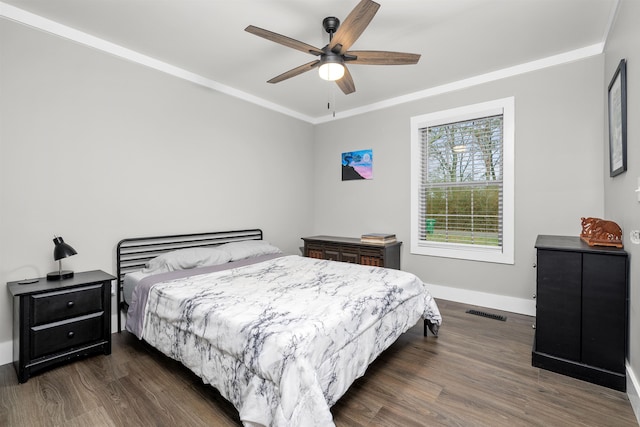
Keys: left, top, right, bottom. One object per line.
{"left": 1, "top": 0, "right": 618, "bottom": 123}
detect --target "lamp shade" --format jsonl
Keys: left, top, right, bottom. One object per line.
{"left": 53, "top": 236, "right": 77, "bottom": 260}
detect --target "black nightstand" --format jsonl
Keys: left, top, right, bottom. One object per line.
{"left": 7, "top": 270, "right": 115, "bottom": 383}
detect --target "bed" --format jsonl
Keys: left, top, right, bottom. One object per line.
{"left": 116, "top": 229, "right": 442, "bottom": 427}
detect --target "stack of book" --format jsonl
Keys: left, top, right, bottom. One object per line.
{"left": 360, "top": 233, "right": 397, "bottom": 245}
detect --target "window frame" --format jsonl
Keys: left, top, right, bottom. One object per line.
{"left": 410, "top": 97, "right": 515, "bottom": 264}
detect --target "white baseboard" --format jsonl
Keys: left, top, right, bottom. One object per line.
{"left": 427, "top": 283, "right": 536, "bottom": 316}
{"left": 112, "top": 312, "right": 120, "bottom": 334}
{"left": 627, "top": 362, "right": 640, "bottom": 425}
{"left": 0, "top": 339, "right": 12, "bottom": 366}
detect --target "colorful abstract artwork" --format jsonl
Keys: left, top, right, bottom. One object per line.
{"left": 342, "top": 149, "right": 373, "bottom": 181}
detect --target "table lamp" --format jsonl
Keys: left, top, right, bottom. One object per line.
{"left": 46, "top": 236, "right": 77, "bottom": 280}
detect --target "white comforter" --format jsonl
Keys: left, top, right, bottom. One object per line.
{"left": 140, "top": 255, "right": 441, "bottom": 426}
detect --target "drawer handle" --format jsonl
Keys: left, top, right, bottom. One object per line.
{"left": 67, "top": 331, "right": 75, "bottom": 339}
{"left": 67, "top": 301, "right": 74, "bottom": 308}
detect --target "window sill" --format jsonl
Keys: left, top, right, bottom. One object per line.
{"left": 410, "top": 241, "right": 514, "bottom": 264}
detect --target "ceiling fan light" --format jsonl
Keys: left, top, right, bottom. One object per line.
{"left": 318, "top": 60, "right": 345, "bottom": 81}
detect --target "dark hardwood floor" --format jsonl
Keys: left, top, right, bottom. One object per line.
{"left": 1, "top": 299, "right": 637, "bottom": 426}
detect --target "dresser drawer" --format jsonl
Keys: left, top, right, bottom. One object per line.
{"left": 360, "top": 247, "right": 384, "bottom": 266}
{"left": 31, "top": 284, "right": 103, "bottom": 325}
{"left": 305, "top": 243, "right": 324, "bottom": 259}
{"left": 31, "top": 313, "right": 104, "bottom": 359}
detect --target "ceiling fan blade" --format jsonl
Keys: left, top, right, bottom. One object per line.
{"left": 245, "top": 25, "right": 323, "bottom": 56}
{"left": 267, "top": 60, "right": 321, "bottom": 84}
{"left": 346, "top": 50, "right": 421, "bottom": 65}
{"left": 329, "top": 0, "right": 380, "bottom": 54}
{"left": 335, "top": 66, "right": 356, "bottom": 94}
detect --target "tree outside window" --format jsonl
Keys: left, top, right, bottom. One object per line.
{"left": 422, "top": 115, "right": 503, "bottom": 246}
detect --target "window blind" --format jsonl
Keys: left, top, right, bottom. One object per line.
{"left": 418, "top": 114, "right": 504, "bottom": 247}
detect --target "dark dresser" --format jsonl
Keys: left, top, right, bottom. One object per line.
{"left": 532, "top": 235, "right": 628, "bottom": 391}
{"left": 302, "top": 235, "right": 402, "bottom": 269}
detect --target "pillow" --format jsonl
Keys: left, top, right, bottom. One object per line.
{"left": 218, "top": 240, "right": 282, "bottom": 261}
{"left": 142, "top": 247, "right": 232, "bottom": 274}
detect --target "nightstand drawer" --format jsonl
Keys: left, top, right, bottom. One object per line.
{"left": 31, "top": 284, "right": 103, "bottom": 325}
{"left": 31, "top": 312, "right": 104, "bottom": 359}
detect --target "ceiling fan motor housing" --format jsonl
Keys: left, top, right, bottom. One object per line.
{"left": 322, "top": 17, "right": 340, "bottom": 35}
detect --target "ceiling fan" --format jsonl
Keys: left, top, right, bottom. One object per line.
{"left": 245, "top": 0, "right": 420, "bottom": 95}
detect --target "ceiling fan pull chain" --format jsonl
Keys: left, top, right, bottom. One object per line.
{"left": 334, "top": 90, "right": 336, "bottom": 117}
{"left": 331, "top": 86, "right": 337, "bottom": 117}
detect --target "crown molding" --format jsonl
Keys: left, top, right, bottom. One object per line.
{"left": 1, "top": 1, "right": 606, "bottom": 125}
{"left": 0, "top": 2, "right": 315, "bottom": 123}
{"left": 313, "top": 43, "right": 604, "bottom": 124}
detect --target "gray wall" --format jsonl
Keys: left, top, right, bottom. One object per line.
{"left": 604, "top": 0, "right": 640, "bottom": 409}
{"left": 0, "top": 20, "right": 314, "bottom": 362}
{"left": 313, "top": 55, "right": 605, "bottom": 313}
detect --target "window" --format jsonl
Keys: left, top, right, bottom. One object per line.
{"left": 410, "top": 97, "right": 514, "bottom": 264}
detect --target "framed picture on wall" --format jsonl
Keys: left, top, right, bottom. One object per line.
{"left": 342, "top": 149, "right": 373, "bottom": 181}
{"left": 608, "top": 58, "right": 627, "bottom": 177}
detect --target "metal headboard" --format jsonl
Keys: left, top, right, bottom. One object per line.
{"left": 116, "top": 228, "right": 263, "bottom": 332}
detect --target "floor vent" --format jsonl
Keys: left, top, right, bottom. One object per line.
{"left": 466, "top": 309, "right": 507, "bottom": 321}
